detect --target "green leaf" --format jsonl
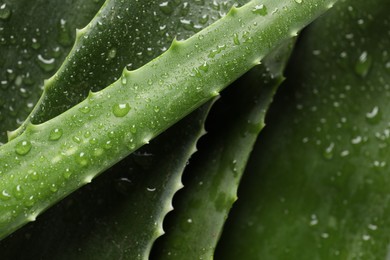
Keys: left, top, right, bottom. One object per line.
{"left": 0, "top": 0, "right": 335, "bottom": 240}
{"left": 0, "top": 102, "right": 213, "bottom": 260}
{"left": 9, "top": 0, "right": 249, "bottom": 139}
{"left": 216, "top": 0, "right": 390, "bottom": 258}
{"left": 153, "top": 40, "right": 294, "bottom": 259}
{"left": 0, "top": 0, "right": 244, "bottom": 255}
{"left": 0, "top": 0, "right": 104, "bottom": 143}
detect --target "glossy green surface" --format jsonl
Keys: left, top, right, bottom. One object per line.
{"left": 0, "top": 0, "right": 104, "bottom": 143}
{"left": 10, "top": 0, "right": 248, "bottom": 139}
{"left": 153, "top": 40, "right": 293, "bottom": 259}
{"left": 0, "top": 0, "right": 243, "bottom": 256}
{"left": 0, "top": 0, "right": 335, "bottom": 240}
{"left": 0, "top": 103, "right": 212, "bottom": 260}
{"left": 217, "top": 0, "right": 390, "bottom": 258}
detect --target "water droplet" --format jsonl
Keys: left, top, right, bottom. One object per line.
{"left": 294, "top": 0, "right": 303, "bottom": 3}
{"left": 115, "top": 177, "right": 133, "bottom": 195}
{"left": 323, "top": 142, "right": 334, "bottom": 160}
{"left": 351, "top": 136, "right": 362, "bottom": 145}
{"left": 199, "top": 62, "right": 209, "bottom": 72}
{"left": 159, "top": 1, "right": 173, "bottom": 15}
{"left": 76, "top": 152, "right": 88, "bottom": 167}
{"left": 37, "top": 54, "right": 55, "bottom": 72}
{"left": 15, "top": 140, "right": 32, "bottom": 155}
{"left": 24, "top": 196, "right": 35, "bottom": 207}
{"left": 30, "top": 171, "right": 40, "bottom": 181}
{"left": 130, "top": 125, "right": 137, "bottom": 134}
{"left": 113, "top": 103, "right": 131, "bottom": 117}
{"left": 104, "top": 140, "right": 112, "bottom": 150}
{"left": 121, "top": 75, "right": 127, "bottom": 85}
{"left": 63, "top": 168, "right": 72, "bottom": 179}
{"left": 72, "top": 136, "right": 82, "bottom": 143}
{"left": 107, "top": 48, "right": 117, "bottom": 60}
{"left": 31, "top": 38, "right": 41, "bottom": 50}
{"left": 366, "top": 106, "right": 381, "bottom": 124}
{"left": 233, "top": 33, "right": 240, "bottom": 45}
{"left": 0, "top": 190, "right": 11, "bottom": 201}
{"left": 49, "top": 128, "right": 63, "bottom": 141}
{"left": 309, "top": 214, "right": 318, "bottom": 226}
{"left": 147, "top": 187, "right": 156, "bottom": 192}
{"left": 50, "top": 184, "right": 58, "bottom": 193}
{"left": 58, "top": 19, "right": 72, "bottom": 47}
{"left": 79, "top": 106, "right": 91, "bottom": 114}
{"left": 14, "top": 185, "right": 24, "bottom": 199}
{"left": 252, "top": 4, "right": 267, "bottom": 16}
{"left": 199, "top": 14, "right": 209, "bottom": 25}
{"left": 0, "top": 4, "right": 11, "bottom": 20}
{"left": 355, "top": 51, "right": 372, "bottom": 77}
{"left": 230, "top": 159, "right": 238, "bottom": 173}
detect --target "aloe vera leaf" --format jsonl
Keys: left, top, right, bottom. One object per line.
{"left": 9, "top": 0, "right": 249, "bottom": 140}
{"left": 153, "top": 40, "right": 294, "bottom": 259}
{"left": 0, "top": 102, "right": 213, "bottom": 260}
{"left": 0, "top": 0, "right": 104, "bottom": 143}
{"left": 216, "top": 0, "right": 390, "bottom": 259}
{"left": 0, "top": 0, "right": 247, "bottom": 252}
{"left": 0, "top": 0, "right": 246, "bottom": 253}
{"left": 0, "top": 0, "right": 336, "bottom": 240}
{"left": 0, "top": 0, "right": 248, "bottom": 253}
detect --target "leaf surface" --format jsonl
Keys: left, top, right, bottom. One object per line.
{"left": 216, "top": 0, "right": 390, "bottom": 258}
{"left": 153, "top": 40, "right": 294, "bottom": 259}
{"left": 0, "top": 0, "right": 335, "bottom": 240}
{"left": 0, "top": 102, "right": 212, "bottom": 260}
{"left": 0, "top": 0, "right": 104, "bottom": 143}
{"left": 9, "top": 0, "right": 248, "bottom": 139}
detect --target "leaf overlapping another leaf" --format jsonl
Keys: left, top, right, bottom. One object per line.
{"left": 0, "top": 0, "right": 337, "bottom": 256}
{"left": 153, "top": 40, "right": 294, "bottom": 259}
{"left": 217, "top": 0, "right": 390, "bottom": 259}
{"left": 0, "top": 0, "right": 104, "bottom": 143}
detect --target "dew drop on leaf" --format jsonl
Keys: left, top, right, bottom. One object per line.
{"left": 0, "top": 189, "right": 11, "bottom": 201}
{"left": 50, "top": 183, "right": 58, "bottom": 193}
{"left": 366, "top": 106, "right": 381, "bottom": 124}
{"left": 355, "top": 51, "right": 372, "bottom": 77}
{"left": 252, "top": 4, "right": 267, "bottom": 16}
{"left": 159, "top": 1, "right": 173, "bottom": 15}
{"left": 115, "top": 177, "right": 133, "bottom": 196}
{"left": 323, "top": 142, "right": 335, "bottom": 160}
{"left": 14, "top": 185, "right": 24, "bottom": 199}
{"left": 121, "top": 75, "right": 127, "bottom": 85}
{"left": 0, "top": 3, "right": 11, "bottom": 20}
{"left": 49, "top": 128, "right": 63, "bottom": 141}
{"left": 24, "top": 196, "right": 35, "bottom": 207}
{"left": 37, "top": 54, "right": 56, "bottom": 72}
{"left": 112, "top": 103, "right": 131, "bottom": 117}
{"left": 57, "top": 19, "right": 72, "bottom": 47}
{"left": 130, "top": 124, "right": 137, "bottom": 134}
{"left": 79, "top": 105, "right": 91, "bottom": 114}
{"left": 63, "top": 168, "right": 72, "bottom": 180}
{"left": 15, "top": 140, "right": 32, "bottom": 155}
{"left": 31, "top": 38, "right": 41, "bottom": 50}
{"left": 107, "top": 48, "right": 117, "bottom": 60}
{"left": 76, "top": 152, "right": 88, "bottom": 167}
{"left": 233, "top": 33, "right": 240, "bottom": 45}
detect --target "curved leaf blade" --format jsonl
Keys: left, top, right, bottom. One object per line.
{"left": 0, "top": 0, "right": 336, "bottom": 240}
{"left": 216, "top": 0, "right": 390, "bottom": 258}
{"left": 0, "top": 0, "right": 104, "bottom": 143}
{"left": 153, "top": 40, "right": 294, "bottom": 259}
